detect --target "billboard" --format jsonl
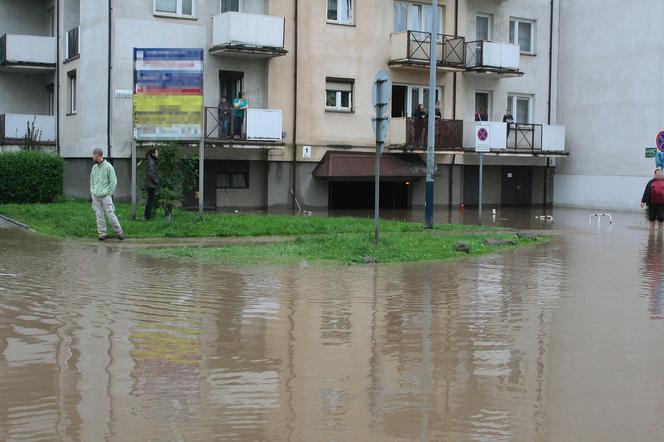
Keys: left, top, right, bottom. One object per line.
{"left": 133, "top": 48, "right": 203, "bottom": 141}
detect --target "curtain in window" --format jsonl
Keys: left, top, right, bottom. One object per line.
{"left": 516, "top": 98, "right": 529, "bottom": 123}
{"left": 393, "top": 2, "right": 408, "bottom": 33}
{"left": 181, "top": 0, "right": 193, "bottom": 15}
{"left": 338, "top": 0, "right": 352, "bottom": 24}
{"left": 509, "top": 21, "right": 515, "bottom": 44}
{"left": 518, "top": 22, "right": 532, "bottom": 52}
{"left": 220, "top": 0, "right": 239, "bottom": 13}
{"left": 476, "top": 16, "right": 489, "bottom": 41}
{"left": 67, "top": 27, "right": 79, "bottom": 59}
{"left": 155, "top": 0, "right": 177, "bottom": 13}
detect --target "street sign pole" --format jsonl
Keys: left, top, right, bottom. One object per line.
{"left": 371, "top": 70, "right": 392, "bottom": 244}
{"left": 425, "top": 0, "right": 439, "bottom": 229}
{"left": 478, "top": 152, "right": 483, "bottom": 225}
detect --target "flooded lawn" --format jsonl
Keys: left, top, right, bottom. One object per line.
{"left": 1, "top": 209, "right": 663, "bottom": 441}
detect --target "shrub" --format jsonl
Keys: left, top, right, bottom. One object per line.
{"left": 154, "top": 144, "right": 198, "bottom": 221}
{"left": 0, "top": 151, "right": 63, "bottom": 203}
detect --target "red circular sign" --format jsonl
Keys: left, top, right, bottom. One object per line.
{"left": 657, "top": 131, "right": 664, "bottom": 152}
{"left": 477, "top": 128, "right": 489, "bottom": 142}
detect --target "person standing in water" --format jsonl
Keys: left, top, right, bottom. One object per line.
{"left": 641, "top": 169, "right": 664, "bottom": 233}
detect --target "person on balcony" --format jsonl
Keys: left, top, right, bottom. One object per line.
{"left": 217, "top": 96, "right": 231, "bottom": 139}
{"left": 435, "top": 101, "right": 442, "bottom": 119}
{"left": 414, "top": 103, "right": 427, "bottom": 146}
{"left": 475, "top": 108, "right": 488, "bottom": 121}
{"left": 233, "top": 93, "right": 249, "bottom": 139}
{"left": 503, "top": 109, "right": 515, "bottom": 140}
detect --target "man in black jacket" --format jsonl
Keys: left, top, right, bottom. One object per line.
{"left": 144, "top": 149, "right": 159, "bottom": 220}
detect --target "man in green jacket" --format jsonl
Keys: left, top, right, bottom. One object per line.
{"left": 90, "top": 148, "right": 124, "bottom": 240}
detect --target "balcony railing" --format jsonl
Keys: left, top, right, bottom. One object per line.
{"left": 462, "top": 122, "right": 566, "bottom": 153}
{"left": 465, "top": 40, "right": 522, "bottom": 76}
{"left": 390, "top": 117, "right": 463, "bottom": 150}
{"left": 0, "top": 34, "right": 56, "bottom": 71}
{"left": 204, "top": 106, "right": 283, "bottom": 145}
{"left": 0, "top": 114, "right": 56, "bottom": 144}
{"left": 390, "top": 31, "right": 465, "bottom": 70}
{"left": 210, "top": 12, "right": 287, "bottom": 57}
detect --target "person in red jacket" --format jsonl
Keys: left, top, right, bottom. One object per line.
{"left": 641, "top": 169, "right": 664, "bottom": 232}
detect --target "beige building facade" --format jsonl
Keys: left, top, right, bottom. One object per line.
{"left": 0, "top": 0, "right": 567, "bottom": 212}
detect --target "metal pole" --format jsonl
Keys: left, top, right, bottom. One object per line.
{"left": 131, "top": 138, "right": 137, "bottom": 220}
{"left": 425, "top": 0, "right": 439, "bottom": 229}
{"left": 198, "top": 139, "right": 204, "bottom": 218}
{"left": 478, "top": 152, "right": 483, "bottom": 225}
{"left": 374, "top": 82, "right": 382, "bottom": 244}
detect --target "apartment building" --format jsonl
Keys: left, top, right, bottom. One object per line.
{"left": 0, "top": 0, "right": 567, "bottom": 212}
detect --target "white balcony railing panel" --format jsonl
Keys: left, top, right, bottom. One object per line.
{"left": 212, "top": 12, "right": 284, "bottom": 49}
{"left": 483, "top": 41, "right": 520, "bottom": 70}
{"left": 3, "top": 35, "right": 56, "bottom": 65}
{"left": 246, "top": 109, "right": 282, "bottom": 141}
{"left": 542, "top": 125, "right": 566, "bottom": 151}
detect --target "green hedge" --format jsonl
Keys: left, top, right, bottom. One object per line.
{"left": 0, "top": 151, "right": 64, "bottom": 203}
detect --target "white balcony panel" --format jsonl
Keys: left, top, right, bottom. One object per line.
{"left": 483, "top": 42, "right": 520, "bottom": 70}
{"left": 246, "top": 109, "right": 282, "bottom": 142}
{"left": 390, "top": 118, "right": 407, "bottom": 145}
{"left": 390, "top": 33, "right": 408, "bottom": 62}
{"left": 542, "top": 125, "right": 566, "bottom": 151}
{"left": 212, "top": 12, "right": 285, "bottom": 51}
{"left": 463, "top": 121, "right": 507, "bottom": 150}
{"left": 2, "top": 114, "right": 56, "bottom": 142}
{"left": 2, "top": 35, "right": 56, "bottom": 67}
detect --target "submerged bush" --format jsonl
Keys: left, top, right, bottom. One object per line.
{"left": 0, "top": 151, "right": 63, "bottom": 203}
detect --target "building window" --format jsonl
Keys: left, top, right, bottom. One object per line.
{"left": 154, "top": 0, "right": 195, "bottom": 18}
{"left": 216, "top": 161, "right": 249, "bottom": 189}
{"left": 327, "top": 0, "right": 353, "bottom": 25}
{"left": 391, "top": 84, "right": 442, "bottom": 118}
{"left": 475, "top": 91, "right": 491, "bottom": 121}
{"left": 507, "top": 94, "right": 533, "bottom": 123}
{"left": 65, "top": 26, "right": 79, "bottom": 61}
{"left": 67, "top": 70, "right": 77, "bottom": 115}
{"left": 325, "top": 78, "right": 353, "bottom": 112}
{"left": 475, "top": 14, "right": 493, "bottom": 41}
{"left": 509, "top": 18, "right": 535, "bottom": 54}
{"left": 220, "top": 0, "right": 239, "bottom": 12}
{"left": 46, "top": 83, "right": 55, "bottom": 116}
{"left": 393, "top": 2, "right": 444, "bottom": 34}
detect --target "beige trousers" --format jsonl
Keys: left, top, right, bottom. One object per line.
{"left": 91, "top": 194, "right": 123, "bottom": 236}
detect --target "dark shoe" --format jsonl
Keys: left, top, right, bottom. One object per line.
{"left": 117, "top": 232, "right": 125, "bottom": 241}
{"left": 98, "top": 235, "right": 107, "bottom": 241}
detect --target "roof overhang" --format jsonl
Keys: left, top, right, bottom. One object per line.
{"left": 313, "top": 151, "right": 427, "bottom": 179}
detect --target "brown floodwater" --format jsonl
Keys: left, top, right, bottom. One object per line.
{"left": 1, "top": 208, "right": 663, "bottom": 441}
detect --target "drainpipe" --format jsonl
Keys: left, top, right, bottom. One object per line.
{"left": 55, "top": 0, "right": 60, "bottom": 155}
{"left": 107, "top": 0, "right": 113, "bottom": 159}
{"left": 544, "top": 0, "right": 554, "bottom": 207}
{"left": 449, "top": 0, "right": 459, "bottom": 208}
{"left": 290, "top": 0, "right": 298, "bottom": 213}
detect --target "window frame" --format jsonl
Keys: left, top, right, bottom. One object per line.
{"left": 67, "top": 70, "right": 77, "bottom": 115}
{"left": 393, "top": 2, "right": 445, "bottom": 34}
{"left": 153, "top": 0, "right": 196, "bottom": 19}
{"left": 325, "top": 78, "right": 354, "bottom": 113}
{"left": 327, "top": 0, "right": 354, "bottom": 26}
{"left": 474, "top": 90, "right": 492, "bottom": 121}
{"left": 509, "top": 17, "right": 536, "bottom": 55}
{"left": 475, "top": 13, "right": 493, "bottom": 41}
{"left": 507, "top": 94, "right": 534, "bottom": 124}
{"left": 216, "top": 161, "right": 250, "bottom": 189}
{"left": 219, "top": 0, "right": 241, "bottom": 13}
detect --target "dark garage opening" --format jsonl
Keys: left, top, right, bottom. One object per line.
{"left": 329, "top": 180, "right": 412, "bottom": 210}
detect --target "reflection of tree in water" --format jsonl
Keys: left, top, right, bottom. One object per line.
{"left": 641, "top": 235, "right": 664, "bottom": 320}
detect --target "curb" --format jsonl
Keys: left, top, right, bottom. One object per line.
{"left": 0, "top": 214, "right": 30, "bottom": 231}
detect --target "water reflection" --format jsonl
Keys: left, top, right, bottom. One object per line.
{"left": 1, "top": 210, "right": 664, "bottom": 440}
{"left": 641, "top": 232, "right": 664, "bottom": 320}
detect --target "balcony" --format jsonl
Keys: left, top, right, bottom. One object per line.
{"left": 389, "top": 117, "right": 463, "bottom": 150}
{"left": 389, "top": 31, "right": 465, "bottom": 71}
{"left": 0, "top": 114, "right": 56, "bottom": 144}
{"left": 465, "top": 41, "right": 522, "bottom": 76}
{"left": 462, "top": 122, "right": 567, "bottom": 155}
{"left": 210, "top": 12, "right": 287, "bottom": 58}
{"left": 204, "top": 107, "right": 284, "bottom": 147}
{"left": 0, "top": 34, "right": 56, "bottom": 72}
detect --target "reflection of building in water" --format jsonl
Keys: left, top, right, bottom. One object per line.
{"left": 641, "top": 235, "right": 664, "bottom": 320}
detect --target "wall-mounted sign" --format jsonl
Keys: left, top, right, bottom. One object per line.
{"left": 646, "top": 147, "right": 657, "bottom": 158}
{"left": 114, "top": 89, "right": 132, "bottom": 99}
{"left": 133, "top": 48, "right": 203, "bottom": 141}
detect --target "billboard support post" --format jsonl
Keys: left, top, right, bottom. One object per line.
{"left": 198, "top": 139, "right": 204, "bottom": 218}
{"left": 131, "top": 138, "right": 137, "bottom": 220}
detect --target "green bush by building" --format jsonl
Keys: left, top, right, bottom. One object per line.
{"left": 0, "top": 151, "right": 64, "bottom": 204}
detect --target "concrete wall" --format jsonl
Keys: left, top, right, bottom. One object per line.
{"left": 0, "top": 0, "right": 52, "bottom": 37}
{"left": 554, "top": 0, "right": 660, "bottom": 210}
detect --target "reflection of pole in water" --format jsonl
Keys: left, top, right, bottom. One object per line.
{"left": 419, "top": 265, "right": 433, "bottom": 440}
{"left": 643, "top": 234, "right": 664, "bottom": 320}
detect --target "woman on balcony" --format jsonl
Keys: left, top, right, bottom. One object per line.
{"left": 414, "top": 103, "right": 427, "bottom": 146}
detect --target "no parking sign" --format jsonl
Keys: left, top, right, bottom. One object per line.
{"left": 657, "top": 131, "right": 664, "bottom": 152}
{"left": 475, "top": 125, "right": 491, "bottom": 152}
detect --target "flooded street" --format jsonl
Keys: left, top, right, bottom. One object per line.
{"left": 1, "top": 209, "right": 664, "bottom": 441}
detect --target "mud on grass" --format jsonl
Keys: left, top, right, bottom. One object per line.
{"left": 139, "top": 232, "right": 547, "bottom": 266}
